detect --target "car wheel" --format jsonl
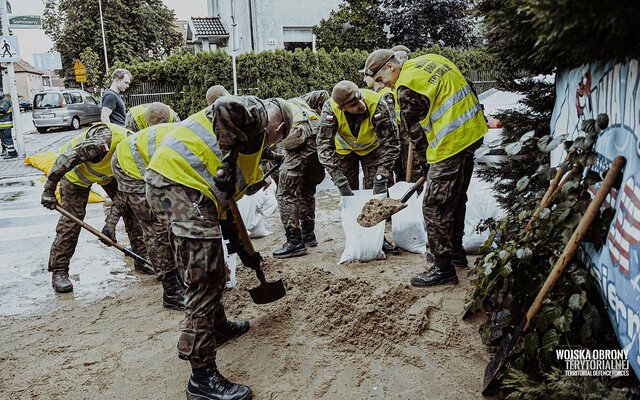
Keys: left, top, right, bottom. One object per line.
{"left": 36, "top": 127, "right": 48, "bottom": 134}
{"left": 71, "top": 116, "right": 81, "bottom": 130}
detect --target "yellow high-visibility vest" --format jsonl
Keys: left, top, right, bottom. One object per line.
{"left": 116, "top": 122, "right": 174, "bottom": 180}
{"left": 330, "top": 89, "right": 381, "bottom": 156}
{"left": 147, "top": 106, "right": 265, "bottom": 214}
{"left": 129, "top": 104, "right": 178, "bottom": 131}
{"left": 58, "top": 123, "right": 130, "bottom": 187}
{"left": 0, "top": 97, "right": 13, "bottom": 129}
{"left": 394, "top": 54, "right": 487, "bottom": 164}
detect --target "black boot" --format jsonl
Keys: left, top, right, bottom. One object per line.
{"left": 215, "top": 320, "right": 250, "bottom": 345}
{"left": 382, "top": 236, "right": 399, "bottom": 254}
{"left": 272, "top": 227, "right": 307, "bottom": 258}
{"left": 52, "top": 270, "right": 73, "bottom": 293}
{"left": 301, "top": 220, "right": 318, "bottom": 247}
{"left": 410, "top": 258, "right": 458, "bottom": 287}
{"left": 451, "top": 248, "right": 468, "bottom": 268}
{"left": 187, "top": 361, "right": 252, "bottom": 400}
{"left": 162, "top": 270, "right": 186, "bottom": 310}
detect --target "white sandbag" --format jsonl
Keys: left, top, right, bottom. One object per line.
{"left": 389, "top": 181, "right": 427, "bottom": 254}
{"left": 222, "top": 239, "right": 238, "bottom": 288}
{"left": 259, "top": 182, "right": 279, "bottom": 217}
{"left": 237, "top": 192, "right": 270, "bottom": 239}
{"left": 463, "top": 174, "right": 505, "bottom": 252}
{"left": 338, "top": 190, "right": 386, "bottom": 264}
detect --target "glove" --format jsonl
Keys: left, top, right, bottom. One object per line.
{"left": 212, "top": 161, "right": 236, "bottom": 199}
{"left": 419, "top": 162, "right": 430, "bottom": 178}
{"left": 372, "top": 174, "right": 387, "bottom": 195}
{"left": 41, "top": 182, "right": 58, "bottom": 210}
{"left": 100, "top": 224, "right": 117, "bottom": 246}
{"left": 337, "top": 183, "right": 354, "bottom": 196}
{"left": 237, "top": 247, "right": 263, "bottom": 270}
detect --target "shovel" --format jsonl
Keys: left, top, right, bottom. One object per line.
{"left": 482, "top": 155, "right": 626, "bottom": 393}
{"left": 55, "top": 204, "right": 153, "bottom": 267}
{"left": 357, "top": 176, "right": 426, "bottom": 228}
{"left": 226, "top": 197, "right": 286, "bottom": 304}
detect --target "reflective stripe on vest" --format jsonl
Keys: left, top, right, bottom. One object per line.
{"left": 0, "top": 106, "right": 13, "bottom": 128}
{"left": 330, "top": 89, "right": 381, "bottom": 156}
{"left": 118, "top": 123, "right": 176, "bottom": 180}
{"left": 58, "top": 122, "right": 130, "bottom": 187}
{"left": 130, "top": 104, "right": 176, "bottom": 131}
{"left": 395, "top": 54, "right": 487, "bottom": 164}
{"left": 147, "top": 107, "right": 264, "bottom": 213}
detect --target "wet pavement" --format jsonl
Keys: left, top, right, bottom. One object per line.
{"left": 0, "top": 161, "right": 139, "bottom": 318}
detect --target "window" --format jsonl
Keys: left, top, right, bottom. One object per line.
{"left": 70, "top": 92, "right": 83, "bottom": 104}
{"left": 33, "top": 93, "right": 63, "bottom": 109}
{"left": 283, "top": 27, "right": 314, "bottom": 51}
{"left": 84, "top": 95, "right": 97, "bottom": 104}
{"left": 62, "top": 93, "right": 73, "bottom": 104}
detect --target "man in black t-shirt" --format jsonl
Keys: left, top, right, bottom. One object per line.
{"left": 101, "top": 68, "right": 131, "bottom": 126}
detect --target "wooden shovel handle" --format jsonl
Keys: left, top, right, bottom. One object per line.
{"left": 55, "top": 204, "right": 152, "bottom": 266}
{"left": 406, "top": 142, "right": 414, "bottom": 182}
{"left": 524, "top": 156, "right": 626, "bottom": 330}
{"left": 524, "top": 165, "right": 579, "bottom": 233}
{"left": 227, "top": 197, "right": 256, "bottom": 256}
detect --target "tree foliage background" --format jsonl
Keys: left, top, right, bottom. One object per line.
{"left": 314, "top": 0, "right": 478, "bottom": 51}
{"left": 312, "top": 0, "right": 387, "bottom": 51}
{"left": 43, "top": 0, "right": 182, "bottom": 85}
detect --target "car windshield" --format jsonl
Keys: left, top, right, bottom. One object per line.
{"left": 34, "top": 93, "right": 63, "bottom": 109}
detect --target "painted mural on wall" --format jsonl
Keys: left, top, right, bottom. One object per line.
{"left": 551, "top": 58, "right": 640, "bottom": 377}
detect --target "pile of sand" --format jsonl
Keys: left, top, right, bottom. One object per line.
{"left": 357, "top": 198, "right": 407, "bottom": 227}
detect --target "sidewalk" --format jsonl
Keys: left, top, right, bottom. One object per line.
{"left": 0, "top": 111, "right": 80, "bottom": 180}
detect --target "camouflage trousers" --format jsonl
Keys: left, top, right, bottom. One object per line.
{"left": 277, "top": 140, "right": 326, "bottom": 230}
{"left": 119, "top": 191, "right": 176, "bottom": 280}
{"left": 423, "top": 139, "right": 482, "bottom": 263}
{"left": 340, "top": 146, "right": 394, "bottom": 190}
{"left": 48, "top": 177, "right": 147, "bottom": 273}
{"left": 146, "top": 180, "right": 227, "bottom": 369}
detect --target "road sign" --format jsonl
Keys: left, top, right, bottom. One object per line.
{"left": 8, "top": 14, "right": 42, "bottom": 29}
{"left": 33, "top": 51, "right": 62, "bottom": 70}
{"left": 74, "top": 59, "right": 86, "bottom": 82}
{"left": 0, "top": 34, "right": 18, "bottom": 61}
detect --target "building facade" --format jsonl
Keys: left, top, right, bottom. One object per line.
{"left": 195, "top": 0, "right": 342, "bottom": 53}
{"left": 1, "top": 59, "right": 44, "bottom": 100}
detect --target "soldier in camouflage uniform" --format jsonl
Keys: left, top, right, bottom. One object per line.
{"left": 317, "top": 80, "right": 401, "bottom": 253}
{"left": 124, "top": 101, "right": 180, "bottom": 132}
{"left": 364, "top": 46, "right": 426, "bottom": 183}
{"left": 103, "top": 103, "right": 186, "bottom": 310}
{"left": 364, "top": 49, "right": 487, "bottom": 287}
{"left": 41, "top": 123, "right": 151, "bottom": 293}
{"left": 145, "top": 95, "right": 293, "bottom": 400}
{"left": 272, "top": 90, "right": 329, "bottom": 258}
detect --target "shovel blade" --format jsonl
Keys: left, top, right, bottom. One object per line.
{"left": 249, "top": 279, "right": 286, "bottom": 304}
{"left": 482, "top": 318, "right": 526, "bottom": 394}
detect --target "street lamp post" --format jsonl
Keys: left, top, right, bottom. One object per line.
{"left": 98, "top": 0, "right": 109, "bottom": 75}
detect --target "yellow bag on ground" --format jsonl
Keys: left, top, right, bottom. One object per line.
{"left": 24, "top": 152, "right": 105, "bottom": 203}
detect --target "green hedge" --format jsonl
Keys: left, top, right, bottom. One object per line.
{"left": 118, "top": 47, "right": 499, "bottom": 118}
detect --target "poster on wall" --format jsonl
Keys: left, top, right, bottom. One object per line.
{"left": 551, "top": 58, "right": 640, "bottom": 378}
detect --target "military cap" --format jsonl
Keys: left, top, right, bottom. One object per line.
{"left": 362, "top": 49, "right": 395, "bottom": 77}
{"left": 331, "top": 80, "right": 360, "bottom": 106}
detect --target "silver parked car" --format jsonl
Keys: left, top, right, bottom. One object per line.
{"left": 32, "top": 90, "right": 102, "bottom": 133}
